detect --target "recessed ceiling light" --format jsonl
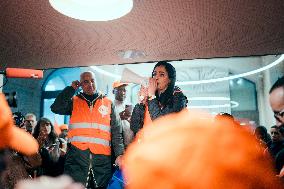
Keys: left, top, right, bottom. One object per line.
{"left": 118, "top": 49, "right": 146, "bottom": 59}
{"left": 49, "top": 0, "right": 133, "bottom": 21}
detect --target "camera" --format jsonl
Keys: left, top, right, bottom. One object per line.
{"left": 12, "top": 112, "right": 25, "bottom": 128}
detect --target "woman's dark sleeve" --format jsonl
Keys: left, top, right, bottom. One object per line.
{"left": 148, "top": 92, "right": 187, "bottom": 120}
{"left": 130, "top": 104, "right": 145, "bottom": 136}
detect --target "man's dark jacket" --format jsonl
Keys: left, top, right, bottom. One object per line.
{"left": 51, "top": 86, "right": 124, "bottom": 187}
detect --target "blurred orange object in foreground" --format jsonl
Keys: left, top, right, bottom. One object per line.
{"left": 0, "top": 93, "right": 38, "bottom": 155}
{"left": 123, "top": 110, "right": 282, "bottom": 189}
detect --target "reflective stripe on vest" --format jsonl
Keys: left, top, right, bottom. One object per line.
{"left": 69, "top": 136, "right": 110, "bottom": 146}
{"left": 69, "top": 122, "right": 110, "bottom": 132}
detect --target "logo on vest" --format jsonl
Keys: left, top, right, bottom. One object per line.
{"left": 98, "top": 105, "right": 109, "bottom": 116}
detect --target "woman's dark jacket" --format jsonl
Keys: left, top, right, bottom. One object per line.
{"left": 130, "top": 86, "right": 188, "bottom": 135}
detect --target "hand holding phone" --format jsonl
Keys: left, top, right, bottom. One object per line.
{"left": 119, "top": 105, "right": 132, "bottom": 121}
{"left": 46, "top": 143, "right": 57, "bottom": 150}
{"left": 125, "top": 104, "right": 133, "bottom": 113}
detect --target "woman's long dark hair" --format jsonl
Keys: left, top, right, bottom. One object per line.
{"left": 254, "top": 126, "right": 271, "bottom": 144}
{"left": 152, "top": 61, "right": 176, "bottom": 107}
{"left": 33, "top": 117, "right": 57, "bottom": 143}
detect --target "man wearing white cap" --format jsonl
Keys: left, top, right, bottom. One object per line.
{"left": 112, "top": 81, "right": 133, "bottom": 147}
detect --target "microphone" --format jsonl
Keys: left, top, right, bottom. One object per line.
{"left": 1, "top": 68, "right": 43, "bottom": 79}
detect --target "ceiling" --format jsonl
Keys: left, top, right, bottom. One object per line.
{"left": 0, "top": 0, "right": 283, "bottom": 70}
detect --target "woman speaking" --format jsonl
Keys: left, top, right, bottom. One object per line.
{"left": 130, "top": 61, "right": 188, "bottom": 136}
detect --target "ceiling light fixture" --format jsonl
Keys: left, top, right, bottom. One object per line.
{"left": 177, "top": 54, "right": 284, "bottom": 85}
{"left": 90, "top": 54, "right": 284, "bottom": 85}
{"left": 118, "top": 49, "right": 146, "bottom": 59}
{"left": 188, "top": 97, "right": 231, "bottom": 101}
{"left": 188, "top": 102, "right": 238, "bottom": 109}
{"left": 187, "top": 97, "right": 239, "bottom": 109}
{"left": 49, "top": 0, "right": 133, "bottom": 21}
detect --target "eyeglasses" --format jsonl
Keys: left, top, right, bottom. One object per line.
{"left": 274, "top": 108, "right": 284, "bottom": 119}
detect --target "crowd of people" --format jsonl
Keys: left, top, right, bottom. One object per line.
{"left": 1, "top": 61, "right": 284, "bottom": 188}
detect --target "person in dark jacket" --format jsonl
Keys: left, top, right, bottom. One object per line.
{"left": 33, "top": 118, "right": 60, "bottom": 177}
{"left": 254, "top": 126, "right": 272, "bottom": 147}
{"left": 267, "top": 126, "right": 284, "bottom": 159}
{"left": 130, "top": 61, "right": 188, "bottom": 136}
{"left": 50, "top": 71, "right": 124, "bottom": 189}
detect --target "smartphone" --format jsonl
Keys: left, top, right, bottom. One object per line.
{"left": 125, "top": 104, "right": 133, "bottom": 112}
{"left": 46, "top": 143, "right": 57, "bottom": 150}
{"left": 49, "top": 143, "right": 57, "bottom": 147}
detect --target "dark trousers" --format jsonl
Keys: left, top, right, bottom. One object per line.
{"left": 64, "top": 144, "right": 112, "bottom": 188}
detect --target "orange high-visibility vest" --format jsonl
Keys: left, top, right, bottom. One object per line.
{"left": 68, "top": 96, "right": 112, "bottom": 155}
